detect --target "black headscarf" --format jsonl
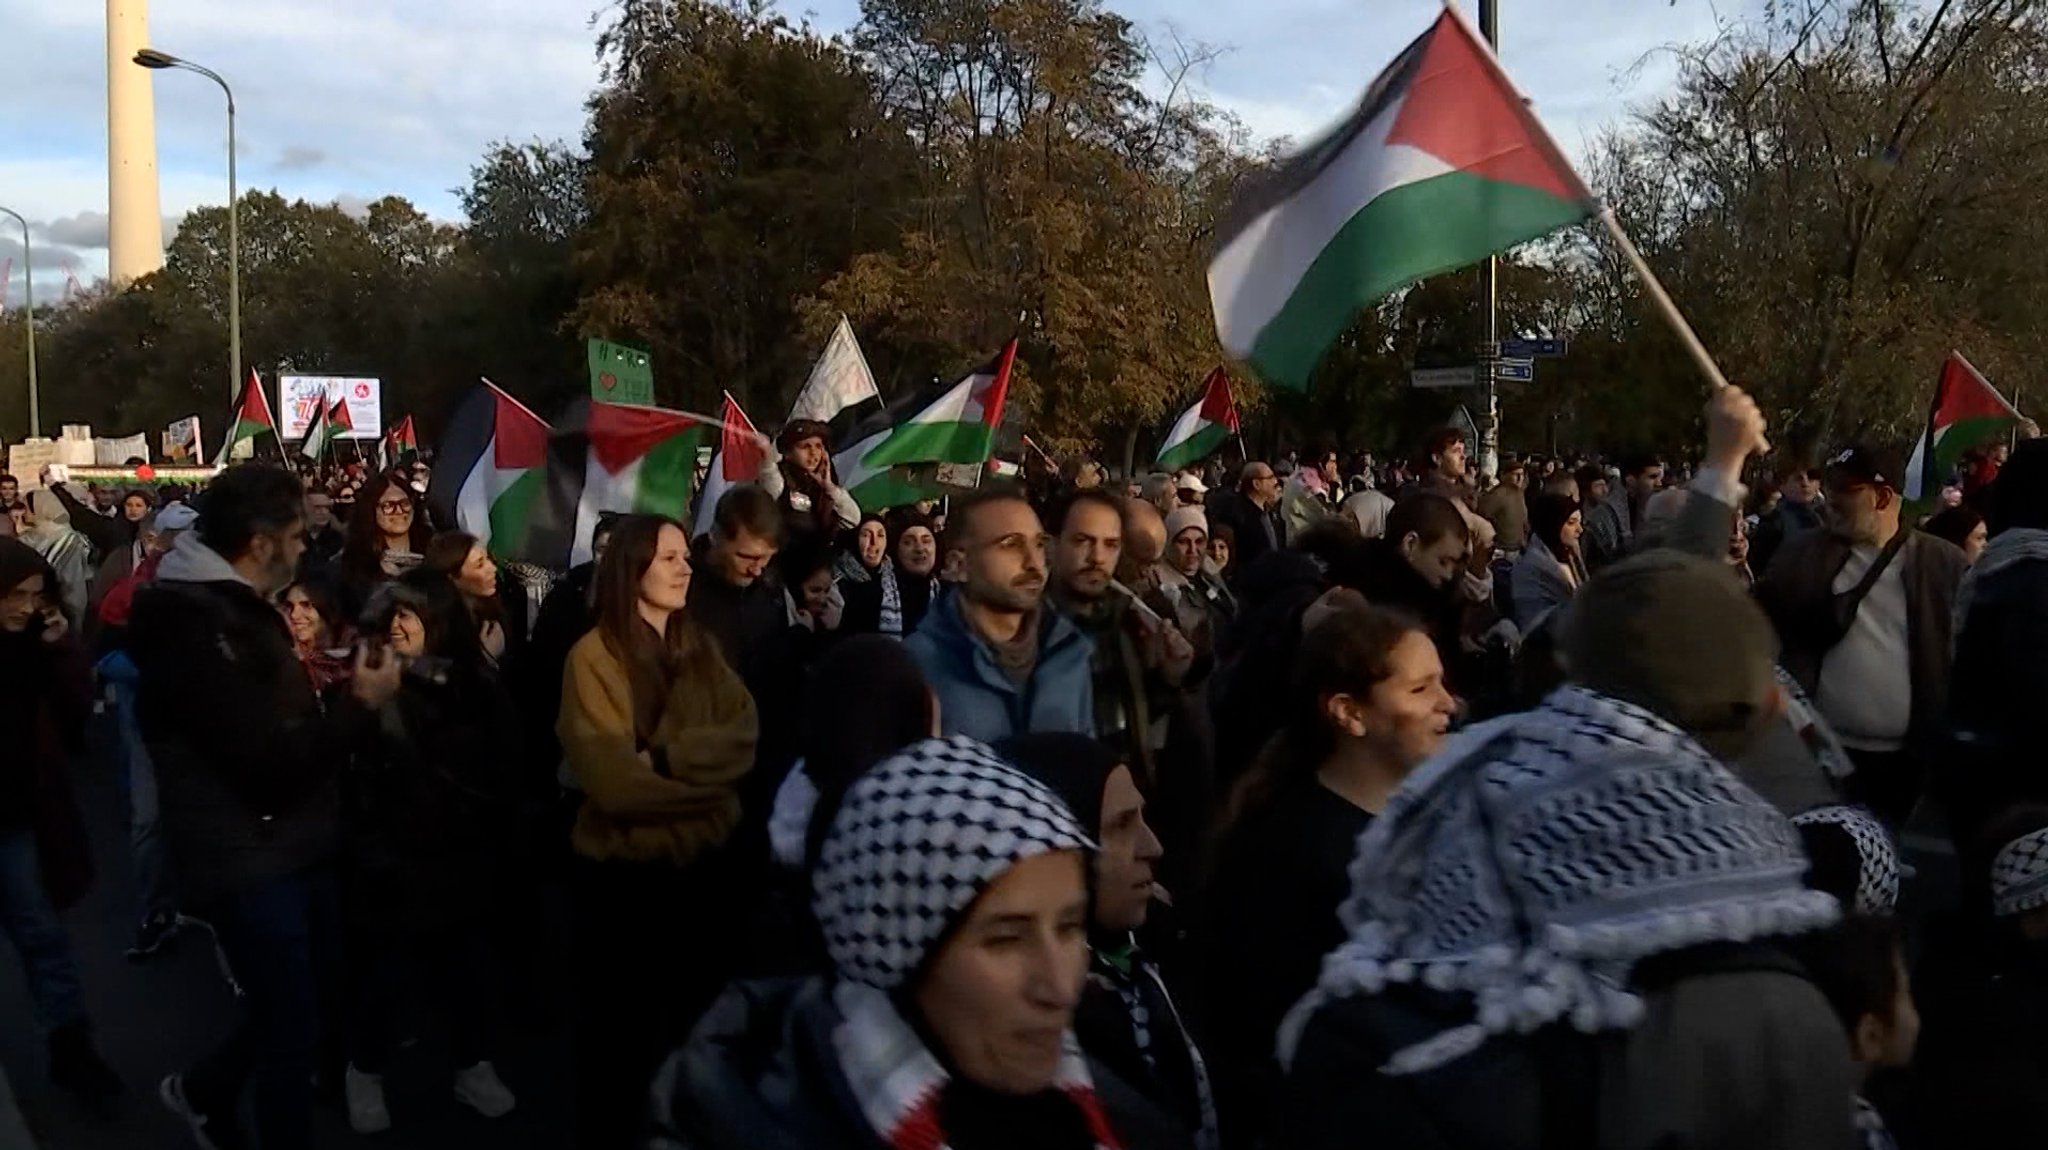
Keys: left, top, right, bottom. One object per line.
{"left": 1990, "top": 439, "right": 2048, "bottom": 535}
{"left": 994, "top": 732, "right": 1122, "bottom": 835}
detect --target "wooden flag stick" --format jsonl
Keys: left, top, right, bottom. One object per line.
{"left": 1598, "top": 207, "right": 1731, "bottom": 393}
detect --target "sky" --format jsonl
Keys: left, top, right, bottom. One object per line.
{"left": 0, "top": 0, "right": 1745, "bottom": 307}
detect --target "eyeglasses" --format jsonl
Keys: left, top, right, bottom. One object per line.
{"left": 375, "top": 500, "right": 412, "bottom": 515}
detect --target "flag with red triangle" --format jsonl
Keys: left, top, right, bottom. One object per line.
{"left": 429, "top": 381, "right": 552, "bottom": 562}
{"left": 1903, "top": 352, "right": 2024, "bottom": 502}
{"left": 299, "top": 395, "right": 351, "bottom": 462}
{"left": 692, "top": 393, "right": 767, "bottom": 539}
{"left": 378, "top": 415, "right": 418, "bottom": 472}
{"left": 1156, "top": 367, "right": 1241, "bottom": 472}
{"left": 1207, "top": 6, "right": 1595, "bottom": 388}
{"left": 216, "top": 368, "right": 280, "bottom": 463}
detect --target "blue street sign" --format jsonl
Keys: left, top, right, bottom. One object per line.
{"left": 1500, "top": 337, "right": 1568, "bottom": 359}
{"left": 1495, "top": 361, "right": 1535, "bottom": 382}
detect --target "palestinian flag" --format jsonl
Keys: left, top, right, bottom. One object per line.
{"left": 833, "top": 406, "right": 942, "bottom": 514}
{"left": 1207, "top": 8, "right": 1595, "bottom": 389}
{"left": 858, "top": 341, "right": 1017, "bottom": 470}
{"left": 297, "top": 402, "right": 334, "bottom": 462}
{"left": 527, "top": 401, "right": 710, "bottom": 566}
{"left": 378, "top": 414, "right": 418, "bottom": 472}
{"left": 430, "top": 381, "right": 550, "bottom": 562}
{"left": 216, "top": 368, "right": 278, "bottom": 463}
{"left": 692, "top": 393, "right": 767, "bottom": 539}
{"left": 1903, "top": 352, "right": 2024, "bottom": 502}
{"left": 1156, "top": 367, "right": 1241, "bottom": 472}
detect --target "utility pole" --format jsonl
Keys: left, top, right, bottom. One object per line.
{"left": 1478, "top": 0, "right": 1502, "bottom": 478}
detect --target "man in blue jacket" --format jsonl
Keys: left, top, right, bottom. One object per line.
{"left": 905, "top": 487, "right": 1095, "bottom": 742}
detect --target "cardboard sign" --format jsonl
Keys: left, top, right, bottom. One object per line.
{"left": 588, "top": 339, "right": 654, "bottom": 406}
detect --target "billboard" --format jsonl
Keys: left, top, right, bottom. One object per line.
{"left": 279, "top": 375, "right": 383, "bottom": 440}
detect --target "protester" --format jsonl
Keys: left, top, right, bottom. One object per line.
{"left": 1158, "top": 505, "right": 1235, "bottom": 645}
{"left": 1340, "top": 482, "right": 1394, "bottom": 540}
{"left": 1206, "top": 522, "right": 1236, "bottom": 582}
{"left": 0, "top": 538, "right": 125, "bottom": 1105}
{"left": 1582, "top": 451, "right": 1665, "bottom": 569}
{"left": 834, "top": 511, "right": 889, "bottom": 585}
{"left": 519, "top": 512, "right": 620, "bottom": 787}
{"left": 760, "top": 419, "right": 860, "bottom": 539}
{"left": 341, "top": 575, "right": 524, "bottom": 1133}
{"left": 1510, "top": 490, "right": 1585, "bottom": 632}
{"left": 1751, "top": 465, "right": 1825, "bottom": 574}
{"left": 906, "top": 488, "right": 1095, "bottom": 742}
{"left": 1573, "top": 462, "right": 1609, "bottom": 505}
{"left": 1786, "top": 915, "right": 1918, "bottom": 1150}
{"left": 999, "top": 732, "right": 1218, "bottom": 1150}
{"left": 337, "top": 470, "right": 434, "bottom": 614}
{"left": 649, "top": 737, "right": 1182, "bottom": 1149}
{"left": 839, "top": 511, "right": 940, "bottom": 637}
{"left": 301, "top": 490, "right": 345, "bottom": 568}
{"left": 1208, "top": 462, "right": 1285, "bottom": 572}
{"left": 129, "top": 464, "right": 402, "bottom": 1150}
{"left": 556, "top": 514, "right": 759, "bottom": 1150}
{"left": 1200, "top": 602, "right": 1454, "bottom": 1146}
{"left": 686, "top": 485, "right": 786, "bottom": 674}
{"left": 19, "top": 491, "right": 94, "bottom": 625}
{"left": 279, "top": 576, "right": 353, "bottom": 693}
{"left": 1476, "top": 453, "right": 1529, "bottom": 551}
{"left": 1276, "top": 551, "right": 1852, "bottom": 1150}
{"left": 422, "top": 529, "right": 517, "bottom": 665}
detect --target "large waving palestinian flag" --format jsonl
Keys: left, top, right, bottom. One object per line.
{"left": 526, "top": 401, "right": 709, "bottom": 566}
{"left": 833, "top": 340, "right": 1017, "bottom": 511}
{"left": 1903, "top": 352, "right": 2024, "bottom": 502}
{"left": 1156, "top": 367, "right": 1240, "bottom": 472}
{"left": 431, "top": 381, "right": 551, "bottom": 562}
{"left": 1207, "top": 8, "right": 1595, "bottom": 388}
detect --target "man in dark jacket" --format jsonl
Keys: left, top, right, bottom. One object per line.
{"left": 1583, "top": 452, "right": 1665, "bottom": 570}
{"left": 685, "top": 485, "right": 787, "bottom": 675}
{"left": 905, "top": 487, "right": 1096, "bottom": 742}
{"left": 128, "top": 464, "right": 400, "bottom": 1150}
{"left": 1749, "top": 465, "right": 1824, "bottom": 574}
{"left": 1753, "top": 444, "right": 1964, "bottom": 825}
{"left": 1206, "top": 462, "right": 1286, "bottom": 574}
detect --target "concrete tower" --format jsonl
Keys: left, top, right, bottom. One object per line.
{"left": 107, "top": 0, "right": 165, "bottom": 283}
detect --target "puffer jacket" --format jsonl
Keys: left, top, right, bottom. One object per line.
{"left": 904, "top": 592, "right": 1096, "bottom": 744}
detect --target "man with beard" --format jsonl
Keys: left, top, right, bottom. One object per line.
{"left": 758, "top": 419, "right": 859, "bottom": 541}
{"left": 1583, "top": 452, "right": 1666, "bottom": 570}
{"left": 904, "top": 487, "right": 1094, "bottom": 742}
{"left": 1046, "top": 491, "right": 1193, "bottom": 786}
{"left": 840, "top": 512, "right": 940, "bottom": 637}
{"left": 127, "top": 465, "right": 401, "bottom": 1150}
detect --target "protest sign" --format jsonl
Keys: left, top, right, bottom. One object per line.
{"left": 588, "top": 339, "right": 655, "bottom": 406}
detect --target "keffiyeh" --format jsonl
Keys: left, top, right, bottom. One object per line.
{"left": 1791, "top": 804, "right": 1900, "bottom": 915}
{"left": 813, "top": 736, "right": 1093, "bottom": 990}
{"left": 1279, "top": 687, "right": 1838, "bottom": 1074}
{"left": 1991, "top": 826, "right": 2048, "bottom": 918}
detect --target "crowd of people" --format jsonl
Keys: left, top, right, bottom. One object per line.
{"left": 3, "top": 384, "right": 2046, "bottom": 1150}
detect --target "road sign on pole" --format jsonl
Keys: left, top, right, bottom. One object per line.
{"left": 1496, "top": 360, "right": 1535, "bottom": 382}
{"left": 1410, "top": 366, "right": 1478, "bottom": 390}
{"left": 1500, "top": 337, "right": 1568, "bottom": 359}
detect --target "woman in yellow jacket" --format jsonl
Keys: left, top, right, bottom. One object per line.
{"left": 558, "top": 513, "right": 757, "bottom": 1150}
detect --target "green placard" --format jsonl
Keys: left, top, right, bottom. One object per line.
{"left": 588, "top": 338, "right": 655, "bottom": 406}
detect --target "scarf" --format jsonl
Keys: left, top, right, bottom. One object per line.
{"left": 1953, "top": 526, "right": 2048, "bottom": 639}
{"left": 986, "top": 608, "right": 1042, "bottom": 689}
{"left": 1279, "top": 686, "right": 1838, "bottom": 1076}
{"left": 830, "top": 981, "right": 1120, "bottom": 1150}
{"left": 881, "top": 560, "right": 905, "bottom": 637}
{"left": 1091, "top": 939, "right": 1220, "bottom": 1150}
{"left": 1991, "top": 825, "right": 2048, "bottom": 918}
{"left": 1791, "top": 804, "right": 1900, "bottom": 915}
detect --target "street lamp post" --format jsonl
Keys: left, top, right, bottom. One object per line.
{"left": 134, "top": 48, "right": 238, "bottom": 403}
{"left": 0, "top": 207, "right": 39, "bottom": 438}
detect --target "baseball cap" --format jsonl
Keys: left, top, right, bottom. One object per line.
{"left": 1823, "top": 444, "right": 1905, "bottom": 492}
{"left": 1175, "top": 473, "right": 1208, "bottom": 495}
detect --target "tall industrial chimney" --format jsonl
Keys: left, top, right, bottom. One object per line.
{"left": 107, "top": 0, "right": 165, "bottom": 283}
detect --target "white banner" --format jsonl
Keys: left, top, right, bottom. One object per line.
{"left": 94, "top": 434, "right": 152, "bottom": 466}
{"left": 279, "top": 375, "right": 383, "bottom": 440}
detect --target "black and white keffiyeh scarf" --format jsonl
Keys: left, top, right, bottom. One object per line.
{"left": 1279, "top": 686, "right": 1839, "bottom": 1076}
{"left": 813, "top": 736, "right": 1094, "bottom": 991}
{"left": 879, "top": 559, "right": 905, "bottom": 637}
{"left": 1991, "top": 825, "right": 2048, "bottom": 918}
{"left": 1955, "top": 526, "right": 2048, "bottom": 637}
{"left": 1791, "top": 804, "right": 1901, "bottom": 915}
{"left": 829, "top": 980, "right": 1122, "bottom": 1150}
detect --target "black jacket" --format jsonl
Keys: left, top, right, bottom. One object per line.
{"left": 648, "top": 978, "right": 1190, "bottom": 1150}
{"left": 127, "top": 540, "right": 371, "bottom": 903}
{"left": 1079, "top": 941, "right": 1215, "bottom": 1149}
{"left": 1207, "top": 491, "right": 1285, "bottom": 574}
{"left": 685, "top": 536, "right": 787, "bottom": 677}
{"left": 1755, "top": 526, "right": 1965, "bottom": 754}
{"left": 1206, "top": 551, "right": 1328, "bottom": 788}
{"left": 516, "top": 560, "right": 599, "bottom": 780}
{"left": 1943, "top": 553, "right": 2048, "bottom": 866}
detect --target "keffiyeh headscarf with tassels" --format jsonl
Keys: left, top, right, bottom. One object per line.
{"left": 1279, "top": 686, "right": 1839, "bottom": 1077}
{"left": 814, "top": 737, "right": 1122, "bottom": 1150}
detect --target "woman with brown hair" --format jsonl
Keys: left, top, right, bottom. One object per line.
{"left": 422, "top": 530, "right": 516, "bottom": 665}
{"left": 557, "top": 513, "right": 758, "bottom": 1150}
{"left": 1197, "top": 602, "right": 1457, "bottom": 1147}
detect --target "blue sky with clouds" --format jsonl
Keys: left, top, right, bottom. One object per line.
{"left": 0, "top": 0, "right": 1744, "bottom": 306}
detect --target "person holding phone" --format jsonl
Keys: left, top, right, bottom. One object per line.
{"left": 0, "top": 538, "right": 125, "bottom": 1105}
{"left": 127, "top": 465, "right": 403, "bottom": 1150}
